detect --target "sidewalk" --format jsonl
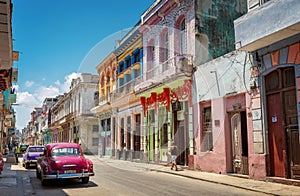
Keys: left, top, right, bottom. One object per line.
{"left": 0, "top": 151, "right": 36, "bottom": 196}
{"left": 88, "top": 156, "right": 300, "bottom": 196}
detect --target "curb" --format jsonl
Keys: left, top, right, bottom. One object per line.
{"left": 149, "top": 168, "right": 278, "bottom": 196}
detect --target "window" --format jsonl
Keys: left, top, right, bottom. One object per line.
{"left": 180, "top": 18, "right": 186, "bottom": 55}
{"left": 147, "top": 40, "right": 155, "bottom": 71}
{"left": 149, "top": 110, "right": 155, "bottom": 123}
{"left": 161, "top": 30, "right": 169, "bottom": 71}
{"left": 92, "top": 125, "right": 99, "bottom": 132}
{"left": 92, "top": 138, "right": 99, "bottom": 146}
{"left": 125, "top": 56, "right": 131, "bottom": 69}
{"left": 134, "top": 51, "right": 140, "bottom": 64}
{"left": 201, "top": 106, "right": 213, "bottom": 152}
{"left": 28, "top": 147, "right": 44, "bottom": 152}
{"left": 51, "top": 147, "right": 81, "bottom": 156}
{"left": 265, "top": 70, "right": 279, "bottom": 91}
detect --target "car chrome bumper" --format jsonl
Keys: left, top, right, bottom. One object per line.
{"left": 42, "top": 172, "right": 94, "bottom": 179}
{"left": 25, "top": 160, "right": 37, "bottom": 164}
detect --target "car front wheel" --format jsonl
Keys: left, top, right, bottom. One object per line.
{"left": 40, "top": 170, "right": 48, "bottom": 186}
{"left": 36, "top": 168, "right": 41, "bottom": 179}
{"left": 81, "top": 177, "right": 89, "bottom": 184}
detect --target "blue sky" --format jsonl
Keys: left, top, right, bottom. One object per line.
{"left": 12, "top": 0, "right": 155, "bottom": 130}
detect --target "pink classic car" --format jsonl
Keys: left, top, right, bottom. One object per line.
{"left": 36, "top": 142, "right": 94, "bottom": 185}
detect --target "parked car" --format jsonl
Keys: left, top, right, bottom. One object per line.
{"left": 20, "top": 144, "right": 29, "bottom": 154}
{"left": 22, "top": 145, "right": 45, "bottom": 169}
{"left": 36, "top": 142, "right": 94, "bottom": 185}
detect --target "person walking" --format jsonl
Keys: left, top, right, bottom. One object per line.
{"left": 14, "top": 144, "right": 20, "bottom": 164}
{"left": 0, "top": 153, "right": 4, "bottom": 174}
{"left": 170, "top": 142, "right": 178, "bottom": 171}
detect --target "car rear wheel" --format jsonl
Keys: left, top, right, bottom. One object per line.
{"left": 36, "top": 168, "right": 41, "bottom": 179}
{"left": 81, "top": 177, "right": 89, "bottom": 184}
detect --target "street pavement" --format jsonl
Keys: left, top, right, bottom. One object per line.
{"left": 1, "top": 152, "right": 300, "bottom": 196}
{"left": 88, "top": 155, "right": 300, "bottom": 196}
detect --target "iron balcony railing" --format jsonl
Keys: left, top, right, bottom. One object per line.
{"left": 110, "top": 54, "right": 193, "bottom": 100}
{"left": 98, "top": 93, "right": 111, "bottom": 106}
{"left": 136, "top": 54, "right": 193, "bottom": 91}
{"left": 111, "top": 75, "right": 143, "bottom": 101}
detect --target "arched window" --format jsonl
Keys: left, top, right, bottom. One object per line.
{"left": 164, "top": 31, "right": 169, "bottom": 62}
{"left": 174, "top": 15, "right": 186, "bottom": 55}
{"left": 147, "top": 39, "right": 155, "bottom": 71}
{"left": 160, "top": 29, "right": 169, "bottom": 71}
{"left": 180, "top": 18, "right": 186, "bottom": 55}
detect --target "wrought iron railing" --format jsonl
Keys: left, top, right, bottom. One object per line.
{"left": 137, "top": 54, "right": 193, "bottom": 91}
{"left": 111, "top": 75, "right": 143, "bottom": 101}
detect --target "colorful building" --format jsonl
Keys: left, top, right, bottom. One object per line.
{"left": 234, "top": 0, "right": 300, "bottom": 180}
{"left": 190, "top": 0, "right": 249, "bottom": 174}
{"left": 112, "top": 22, "right": 144, "bottom": 161}
{"left": 91, "top": 52, "right": 117, "bottom": 157}
{"left": 135, "top": 0, "right": 195, "bottom": 165}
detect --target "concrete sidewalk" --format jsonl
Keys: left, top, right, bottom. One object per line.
{"left": 87, "top": 156, "right": 300, "bottom": 196}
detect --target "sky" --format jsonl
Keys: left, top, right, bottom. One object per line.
{"left": 11, "top": 0, "right": 155, "bottom": 131}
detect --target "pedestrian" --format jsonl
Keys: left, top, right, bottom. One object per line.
{"left": 14, "top": 144, "right": 20, "bottom": 164}
{"left": 170, "top": 141, "right": 178, "bottom": 171}
{"left": 0, "top": 153, "right": 4, "bottom": 174}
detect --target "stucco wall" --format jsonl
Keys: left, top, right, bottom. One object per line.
{"left": 193, "top": 97, "right": 228, "bottom": 174}
{"left": 193, "top": 50, "right": 251, "bottom": 104}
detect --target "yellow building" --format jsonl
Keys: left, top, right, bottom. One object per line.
{"left": 91, "top": 52, "right": 117, "bottom": 157}
{"left": 111, "top": 22, "right": 144, "bottom": 161}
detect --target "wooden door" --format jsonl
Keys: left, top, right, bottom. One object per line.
{"left": 134, "top": 114, "right": 141, "bottom": 159}
{"left": 231, "top": 112, "right": 249, "bottom": 174}
{"left": 284, "top": 90, "right": 300, "bottom": 179}
{"left": 231, "top": 113, "right": 242, "bottom": 173}
{"left": 267, "top": 93, "right": 285, "bottom": 177}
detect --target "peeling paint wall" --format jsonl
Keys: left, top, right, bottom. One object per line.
{"left": 195, "top": 0, "right": 247, "bottom": 63}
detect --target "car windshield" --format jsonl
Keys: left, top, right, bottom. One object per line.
{"left": 28, "top": 147, "right": 44, "bottom": 152}
{"left": 51, "top": 147, "right": 81, "bottom": 156}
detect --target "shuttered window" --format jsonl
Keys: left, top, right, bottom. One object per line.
{"left": 201, "top": 106, "right": 213, "bottom": 152}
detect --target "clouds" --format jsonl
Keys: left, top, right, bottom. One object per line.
{"left": 15, "top": 72, "right": 80, "bottom": 130}
{"left": 25, "top": 80, "right": 34, "bottom": 88}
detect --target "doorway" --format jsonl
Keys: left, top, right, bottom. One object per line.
{"left": 230, "top": 111, "right": 249, "bottom": 175}
{"left": 133, "top": 114, "right": 141, "bottom": 159}
{"left": 265, "top": 67, "right": 300, "bottom": 178}
{"left": 173, "top": 101, "right": 189, "bottom": 166}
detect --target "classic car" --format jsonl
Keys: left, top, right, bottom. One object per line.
{"left": 36, "top": 142, "right": 94, "bottom": 185}
{"left": 22, "top": 145, "right": 45, "bottom": 169}
{"left": 20, "top": 144, "right": 29, "bottom": 153}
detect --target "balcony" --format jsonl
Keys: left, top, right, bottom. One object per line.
{"left": 99, "top": 94, "right": 111, "bottom": 105}
{"left": 234, "top": 0, "right": 300, "bottom": 52}
{"left": 111, "top": 76, "right": 142, "bottom": 101}
{"left": 135, "top": 54, "right": 193, "bottom": 93}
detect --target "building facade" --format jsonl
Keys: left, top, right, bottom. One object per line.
{"left": 91, "top": 52, "right": 117, "bottom": 157}
{"left": 0, "top": 0, "right": 16, "bottom": 153}
{"left": 190, "top": 0, "right": 249, "bottom": 175}
{"left": 50, "top": 73, "right": 99, "bottom": 154}
{"left": 135, "top": 0, "right": 195, "bottom": 165}
{"left": 235, "top": 0, "right": 300, "bottom": 180}
{"left": 112, "top": 23, "right": 144, "bottom": 161}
